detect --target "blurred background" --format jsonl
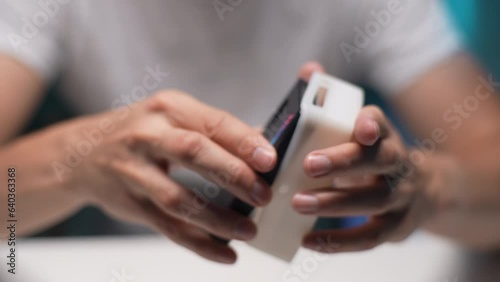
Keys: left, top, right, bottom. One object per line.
{"left": 27, "top": 0, "right": 499, "bottom": 237}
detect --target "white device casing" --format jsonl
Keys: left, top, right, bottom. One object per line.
{"left": 247, "top": 72, "right": 364, "bottom": 261}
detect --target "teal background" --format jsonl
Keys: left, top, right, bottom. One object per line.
{"left": 446, "top": 0, "right": 499, "bottom": 77}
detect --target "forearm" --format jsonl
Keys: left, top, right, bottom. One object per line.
{"left": 389, "top": 55, "right": 500, "bottom": 250}
{"left": 0, "top": 119, "right": 90, "bottom": 236}
{"left": 421, "top": 151, "right": 500, "bottom": 250}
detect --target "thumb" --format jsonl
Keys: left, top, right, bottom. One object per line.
{"left": 298, "top": 61, "right": 325, "bottom": 82}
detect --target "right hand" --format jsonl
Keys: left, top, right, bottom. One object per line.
{"left": 64, "top": 90, "right": 277, "bottom": 264}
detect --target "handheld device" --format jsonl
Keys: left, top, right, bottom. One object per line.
{"left": 223, "top": 72, "right": 364, "bottom": 261}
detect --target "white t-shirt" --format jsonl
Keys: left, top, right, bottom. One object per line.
{"left": 0, "top": 0, "right": 461, "bottom": 126}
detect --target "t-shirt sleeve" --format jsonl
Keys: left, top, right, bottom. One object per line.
{"left": 0, "top": 0, "right": 65, "bottom": 82}
{"left": 363, "top": 0, "right": 463, "bottom": 96}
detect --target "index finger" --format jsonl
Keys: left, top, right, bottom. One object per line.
{"left": 147, "top": 91, "right": 277, "bottom": 172}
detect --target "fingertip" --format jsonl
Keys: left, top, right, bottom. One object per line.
{"left": 292, "top": 193, "right": 320, "bottom": 213}
{"left": 234, "top": 218, "right": 257, "bottom": 241}
{"left": 303, "top": 154, "right": 333, "bottom": 178}
{"left": 215, "top": 249, "right": 238, "bottom": 264}
{"left": 251, "top": 180, "right": 272, "bottom": 206}
{"left": 252, "top": 146, "right": 277, "bottom": 172}
{"left": 299, "top": 61, "right": 325, "bottom": 82}
{"left": 355, "top": 118, "right": 380, "bottom": 146}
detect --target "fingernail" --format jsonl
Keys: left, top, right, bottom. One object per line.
{"left": 252, "top": 147, "right": 275, "bottom": 171}
{"left": 368, "top": 119, "right": 380, "bottom": 145}
{"left": 306, "top": 155, "right": 332, "bottom": 177}
{"left": 251, "top": 181, "right": 271, "bottom": 205}
{"left": 293, "top": 194, "right": 319, "bottom": 213}
{"left": 234, "top": 219, "right": 256, "bottom": 240}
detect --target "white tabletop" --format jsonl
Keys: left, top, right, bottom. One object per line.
{"left": 0, "top": 232, "right": 496, "bottom": 282}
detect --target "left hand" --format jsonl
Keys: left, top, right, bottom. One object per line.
{"left": 291, "top": 66, "right": 434, "bottom": 253}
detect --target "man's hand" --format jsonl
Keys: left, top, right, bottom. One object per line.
{"left": 67, "top": 90, "right": 277, "bottom": 263}
{"left": 291, "top": 64, "right": 433, "bottom": 253}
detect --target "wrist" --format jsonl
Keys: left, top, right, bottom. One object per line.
{"left": 0, "top": 120, "right": 93, "bottom": 234}
{"left": 44, "top": 117, "right": 102, "bottom": 206}
{"left": 57, "top": 112, "right": 124, "bottom": 206}
{"left": 414, "top": 151, "right": 470, "bottom": 234}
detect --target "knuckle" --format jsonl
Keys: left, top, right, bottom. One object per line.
{"left": 227, "top": 163, "right": 254, "bottom": 191}
{"left": 173, "top": 132, "right": 204, "bottom": 162}
{"left": 203, "top": 110, "right": 228, "bottom": 139}
{"left": 331, "top": 146, "right": 355, "bottom": 172}
{"left": 225, "top": 163, "right": 244, "bottom": 185}
{"left": 226, "top": 160, "right": 244, "bottom": 177}
{"left": 125, "top": 128, "right": 162, "bottom": 150}
{"left": 148, "top": 92, "right": 171, "bottom": 110}
{"left": 107, "top": 157, "right": 137, "bottom": 179}
{"left": 237, "top": 135, "right": 262, "bottom": 160}
{"left": 157, "top": 190, "right": 182, "bottom": 209}
{"left": 148, "top": 90, "right": 186, "bottom": 113}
